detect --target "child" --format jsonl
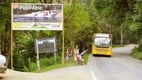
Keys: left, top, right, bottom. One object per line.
{"left": 66, "top": 47, "right": 72, "bottom": 63}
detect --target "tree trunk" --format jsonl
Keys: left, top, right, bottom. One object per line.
{"left": 7, "top": 40, "right": 11, "bottom": 68}
{"left": 49, "top": 0, "right": 53, "bottom": 3}
{"left": 4, "top": 21, "right": 8, "bottom": 57}
{"left": 4, "top": 35, "right": 6, "bottom": 56}
{"left": 18, "top": 0, "right": 21, "bottom": 2}
{"left": 70, "top": 39, "right": 75, "bottom": 55}
{"left": 39, "top": 0, "right": 43, "bottom": 3}
{"left": 43, "top": 0, "right": 47, "bottom": 3}
{"left": 68, "top": 0, "right": 70, "bottom": 4}
{"left": 13, "top": 0, "right": 15, "bottom": 2}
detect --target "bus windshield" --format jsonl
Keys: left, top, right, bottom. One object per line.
{"left": 94, "top": 37, "right": 111, "bottom": 48}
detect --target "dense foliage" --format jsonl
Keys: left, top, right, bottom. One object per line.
{"left": 0, "top": 1, "right": 11, "bottom": 67}
{"left": 130, "top": 47, "right": 142, "bottom": 60}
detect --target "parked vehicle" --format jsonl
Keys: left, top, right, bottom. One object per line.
{"left": 0, "top": 54, "right": 7, "bottom": 73}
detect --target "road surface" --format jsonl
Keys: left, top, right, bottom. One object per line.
{"left": 0, "top": 44, "right": 142, "bottom": 80}
{"left": 88, "top": 44, "right": 142, "bottom": 80}
{"left": 0, "top": 66, "right": 91, "bottom": 80}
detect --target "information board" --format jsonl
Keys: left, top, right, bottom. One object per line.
{"left": 35, "top": 37, "right": 56, "bottom": 53}
{"left": 12, "top": 3, "right": 63, "bottom": 30}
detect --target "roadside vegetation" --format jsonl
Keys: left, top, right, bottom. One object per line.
{"left": 29, "top": 53, "right": 90, "bottom": 73}
{"left": 0, "top": 0, "right": 142, "bottom": 72}
{"left": 130, "top": 40, "right": 142, "bottom": 60}
{"left": 130, "top": 47, "right": 142, "bottom": 60}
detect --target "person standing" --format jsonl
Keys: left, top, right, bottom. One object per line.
{"left": 74, "top": 45, "right": 79, "bottom": 64}
{"left": 67, "top": 47, "right": 72, "bottom": 57}
{"left": 66, "top": 47, "right": 72, "bottom": 63}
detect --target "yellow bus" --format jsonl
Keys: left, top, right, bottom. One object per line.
{"left": 92, "top": 33, "right": 112, "bottom": 57}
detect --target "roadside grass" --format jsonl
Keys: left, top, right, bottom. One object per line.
{"left": 33, "top": 63, "right": 75, "bottom": 73}
{"left": 130, "top": 47, "right": 142, "bottom": 60}
{"left": 83, "top": 53, "right": 90, "bottom": 63}
{"left": 33, "top": 53, "right": 90, "bottom": 73}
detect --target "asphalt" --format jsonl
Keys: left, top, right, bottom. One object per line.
{"left": 0, "top": 44, "right": 142, "bottom": 80}
{"left": 88, "top": 44, "right": 142, "bottom": 80}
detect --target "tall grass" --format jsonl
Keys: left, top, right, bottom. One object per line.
{"left": 24, "top": 53, "right": 90, "bottom": 72}
{"left": 24, "top": 54, "right": 61, "bottom": 72}
{"left": 24, "top": 59, "right": 37, "bottom": 72}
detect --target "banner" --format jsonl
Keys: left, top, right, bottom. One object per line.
{"left": 12, "top": 3, "right": 63, "bottom": 30}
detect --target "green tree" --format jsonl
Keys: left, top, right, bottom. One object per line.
{"left": 0, "top": 2, "right": 11, "bottom": 67}
{"left": 129, "top": 0, "right": 142, "bottom": 50}
{"left": 64, "top": 0, "right": 90, "bottom": 50}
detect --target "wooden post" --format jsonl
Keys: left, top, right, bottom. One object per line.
{"left": 62, "top": 31, "right": 64, "bottom": 64}
{"left": 11, "top": 3, "right": 14, "bottom": 70}
{"left": 11, "top": 22, "right": 13, "bottom": 69}
{"left": 62, "top": 4, "right": 64, "bottom": 65}
{"left": 54, "top": 52, "right": 56, "bottom": 64}
{"left": 54, "top": 37, "right": 56, "bottom": 64}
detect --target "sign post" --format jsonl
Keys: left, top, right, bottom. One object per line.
{"left": 36, "top": 39, "right": 40, "bottom": 70}
{"left": 62, "top": 28, "right": 64, "bottom": 64}
{"left": 35, "top": 37, "right": 57, "bottom": 70}
{"left": 11, "top": 3, "right": 63, "bottom": 69}
{"left": 11, "top": 24, "right": 13, "bottom": 69}
{"left": 54, "top": 37, "right": 56, "bottom": 64}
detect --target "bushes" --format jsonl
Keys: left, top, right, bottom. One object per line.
{"left": 13, "top": 51, "right": 25, "bottom": 71}
{"left": 12, "top": 31, "right": 63, "bottom": 72}
{"left": 130, "top": 47, "right": 142, "bottom": 60}
{"left": 24, "top": 59, "right": 37, "bottom": 72}
{"left": 83, "top": 53, "right": 90, "bottom": 63}
{"left": 138, "top": 38, "right": 142, "bottom": 52}
{"left": 130, "top": 38, "right": 142, "bottom": 60}
{"left": 40, "top": 56, "right": 55, "bottom": 67}
{"left": 24, "top": 54, "right": 61, "bottom": 72}
{"left": 130, "top": 39, "right": 142, "bottom": 60}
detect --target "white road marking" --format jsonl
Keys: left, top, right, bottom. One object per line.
{"left": 90, "top": 71, "right": 97, "bottom": 80}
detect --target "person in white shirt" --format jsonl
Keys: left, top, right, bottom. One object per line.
{"left": 74, "top": 45, "right": 79, "bottom": 64}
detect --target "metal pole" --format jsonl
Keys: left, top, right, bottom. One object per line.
{"left": 36, "top": 39, "right": 40, "bottom": 70}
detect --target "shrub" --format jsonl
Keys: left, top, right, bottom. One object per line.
{"left": 24, "top": 58, "right": 37, "bottom": 72}
{"left": 13, "top": 50, "right": 25, "bottom": 71}
{"left": 131, "top": 47, "right": 138, "bottom": 53}
{"left": 130, "top": 47, "right": 142, "bottom": 60}
{"left": 138, "top": 38, "right": 142, "bottom": 52}
{"left": 24, "top": 54, "right": 61, "bottom": 72}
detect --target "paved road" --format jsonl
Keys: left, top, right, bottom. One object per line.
{"left": 0, "top": 44, "right": 142, "bottom": 80}
{"left": 0, "top": 66, "right": 91, "bottom": 80}
{"left": 88, "top": 44, "right": 142, "bottom": 80}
